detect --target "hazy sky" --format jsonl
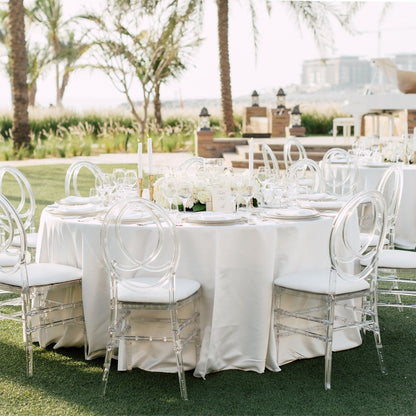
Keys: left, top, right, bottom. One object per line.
{"left": 0, "top": 0, "right": 416, "bottom": 110}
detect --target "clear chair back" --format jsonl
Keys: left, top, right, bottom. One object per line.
{"left": 376, "top": 164, "right": 403, "bottom": 247}
{"left": 101, "top": 197, "right": 179, "bottom": 296}
{"left": 65, "top": 161, "right": 103, "bottom": 196}
{"left": 321, "top": 150, "right": 358, "bottom": 197}
{"left": 283, "top": 138, "right": 307, "bottom": 170}
{"left": 262, "top": 144, "right": 279, "bottom": 174}
{"left": 330, "top": 190, "right": 387, "bottom": 283}
{"left": 288, "top": 158, "right": 323, "bottom": 193}
{"left": 0, "top": 166, "right": 36, "bottom": 232}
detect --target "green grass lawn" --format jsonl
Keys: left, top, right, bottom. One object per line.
{"left": 0, "top": 164, "right": 415, "bottom": 415}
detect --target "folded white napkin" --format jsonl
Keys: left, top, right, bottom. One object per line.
{"left": 58, "top": 196, "right": 99, "bottom": 205}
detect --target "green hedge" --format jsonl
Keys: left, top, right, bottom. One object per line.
{"left": 0, "top": 110, "right": 345, "bottom": 141}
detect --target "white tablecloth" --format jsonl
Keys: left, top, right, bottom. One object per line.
{"left": 355, "top": 163, "right": 416, "bottom": 249}
{"left": 36, "top": 210, "right": 361, "bottom": 377}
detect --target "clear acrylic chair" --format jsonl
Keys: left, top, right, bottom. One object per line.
{"left": 65, "top": 160, "right": 103, "bottom": 196}
{"left": 262, "top": 144, "right": 280, "bottom": 174}
{"left": 0, "top": 166, "right": 37, "bottom": 255}
{"left": 0, "top": 194, "right": 85, "bottom": 376}
{"left": 288, "top": 158, "right": 323, "bottom": 193}
{"left": 274, "top": 190, "right": 388, "bottom": 390}
{"left": 178, "top": 156, "right": 205, "bottom": 175}
{"left": 361, "top": 165, "right": 416, "bottom": 309}
{"left": 321, "top": 149, "right": 358, "bottom": 197}
{"left": 100, "top": 197, "right": 201, "bottom": 400}
{"left": 283, "top": 138, "right": 307, "bottom": 170}
{"left": 359, "top": 164, "right": 403, "bottom": 249}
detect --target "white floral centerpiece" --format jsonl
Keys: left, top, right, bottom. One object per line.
{"left": 154, "top": 170, "right": 259, "bottom": 211}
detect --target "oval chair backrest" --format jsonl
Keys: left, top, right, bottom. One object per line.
{"left": 0, "top": 193, "right": 27, "bottom": 277}
{"left": 376, "top": 164, "right": 403, "bottom": 246}
{"left": 65, "top": 161, "right": 103, "bottom": 197}
{"left": 283, "top": 138, "right": 307, "bottom": 170}
{"left": 0, "top": 166, "right": 36, "bottom": 231}
{"left": 100, "top": 197, "right": 179, "bottom": 299}
{"left": 262, "top": 144, "right": 279, "bottom": 174}
{"left": 178, "top": 157, "right": 205, "bottom": 175}
{"left": 321, "top": 149, "right": 358, "bottom": 197}
{"left": 288, "top": 158, "right": 323, "bottom": 193}
{"left": 330, "top": 190, "right": 386, "bottom": 283}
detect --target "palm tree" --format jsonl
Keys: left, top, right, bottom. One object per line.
{"left": 8, "top": 0, "right": 30, "bottom": 149}
{"left": 216, "top": 1, "right": 360, "bottom": 136}
{"left": 217, "top": 0, "right": 234, "bottom": 136}
{"left": 30, "top": 0, "right": 63, "bottom": 106}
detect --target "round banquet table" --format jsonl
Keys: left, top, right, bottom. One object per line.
{"left": 355, "top": 163, "right": 416, "bottom": 249}
{"left": 36, "top": 208, "right": 362, "bottom": 378}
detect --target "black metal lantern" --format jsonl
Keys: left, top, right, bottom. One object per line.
{"left": 276, "top": 88, "right": 286, "bottom": 108}
{"left": 251, "top": 90, "right": 259, "bottom": 107}
{"left": 290, "top": 105, "right": 302, "bottom": 127}
{"left": 198, "top": 107, "right": 211, "bottom": 131}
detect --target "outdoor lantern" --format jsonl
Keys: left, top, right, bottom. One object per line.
{"left": 251, "top": 90, "right": 259, "bottom": 107}
{"left": 198, "top": 107, "right": 211, "bottom": 130}
{"left": 290, "top": 105, "right": 302, "bottom": 127}
{"left": 276, "top": 88, "right": 286, "bottom": 108}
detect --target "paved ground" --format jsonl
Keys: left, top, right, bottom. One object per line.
{"left": 0, "top": 152, "right": 194, "bottom": 170}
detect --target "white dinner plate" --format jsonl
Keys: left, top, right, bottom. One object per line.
{"left": 57, "top": 196, "right": 101, "bottom": 205}
{"left": 299, "top": 200, "right": 345, "bottom": 211}
{"left": 261, "top": 208, "right": 320, "bottom": 220}
{"left": 295, "top": 193, "right": 337, "bottom": 201}
{"left": 50, "top": 203, "right": 104, "bottom": 217}
{"left": 360, "top": 162, "right": 391, "bottom": 168}
{"left": 120, "top": 210, "right": 153, "bottom": 224}
{"left": 183, "top": 212, "right": 245, "bottom": 225}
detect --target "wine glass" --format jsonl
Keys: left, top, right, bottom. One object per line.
{"left": 124, "top": 170, "right": 138, "bottom": 191}
{"left": 176, "top": 179, "right": 193, "bottom": 213}
{"left": 159, "top": 177, "right": 177, "bottom": 212}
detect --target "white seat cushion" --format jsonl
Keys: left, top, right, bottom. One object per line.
{"left": 274, "top": 269, "right": 369, "bottom": 295}
{"left": 359, "top": 233, "right": 389, "bottom": 247}
{"left": 361, "top": 249, "right": 416, "bottom": 269}
{"left": 12, "top": 233, "right": 38, "bottom": 249}
{"left": 0, "top": 252, "right": 20, "bottom": 267}
{"left": 0, "top": 263, "right": 82, "bottom": 287}
{"left": 118, "top": 277, "right": 200, "bottom": 303}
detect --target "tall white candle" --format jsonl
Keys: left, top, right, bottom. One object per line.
{"left": 137, "top": 142, "right": 143, "bottom": 179}
{"left": 147, "top": 137, "right": 153, "bottom": 174}
{"left": 248, "top": 138, "right": 254, "bottom": 180}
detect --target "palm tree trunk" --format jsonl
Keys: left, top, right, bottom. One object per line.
{"left": 217, "top": 0, "right": 234, "bottom": 136}
{"left": 8, "top": 0, "right": 31, "bottom": 149}
{"left": 153, "top": 82, "right": 163, "bottom": 129}
{"left": 59, "top": 70, "right": 70, "bottom": 105}
{"left": 28, "top": 83, "right": 37, "bottom": 107}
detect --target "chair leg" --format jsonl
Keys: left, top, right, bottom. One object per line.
{"left": 102, "top": 331, "right": 115, "bottom": 396}
{"left": 324, "top": 297, "right": 335, "bottom": 390}
{"left": 193, "top": 299, "right": 201, "bottom": 366}
{"left": 371, "top": 293, "right": 388, "bottom": 376}
{"left": 22, "top": 291, "right": 33, "bottom": 377}
{"left": 170, "top": 309, "right": 188, "bottom": 400}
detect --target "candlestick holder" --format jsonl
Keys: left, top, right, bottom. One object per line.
{"left": 148, "top": 174, "right": 154, "bottom": 201}
{"left": 137, "top": 178, "right": 143, "bottom": 197}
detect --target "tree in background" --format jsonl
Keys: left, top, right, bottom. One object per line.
{"left": 8, "top": 0, "right": 30, "bottom": 149}
{"left": 0, "top": 7, "right": 51, "bottom": 106}
{"left": 83, "top": 0, "right": 202, "bottom": 137}
{"left": 30, "top": 0, "right": 89, "bottom": 107}
{"left": 216, "top": 1, "right": 360, "bottom": 136}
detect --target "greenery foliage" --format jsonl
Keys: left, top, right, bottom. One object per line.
{"left": 0, "top": 109, "right": 342, "bottom": 160}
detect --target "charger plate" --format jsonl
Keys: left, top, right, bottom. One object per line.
{"left": 183, "top": 212, "right": 245, "bottom": 225}
{"left": 261, "top": 208, "right": 320, "bottom": 220}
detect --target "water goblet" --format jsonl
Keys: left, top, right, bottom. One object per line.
{"left": 176, "top": 180, "right": 193, "bottom": 213}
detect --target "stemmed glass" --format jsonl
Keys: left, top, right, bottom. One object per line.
{"left": 124, "top": 170, "right": 138, "bottom": 192}
{"left": 176, "top": 179, "right": 193, "bottom": 213}
{"left": 159, "top": 177, "right": 177, "bottom": 212}
{"left": 240, "top": 180, "right": 254, "bottom": 212}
